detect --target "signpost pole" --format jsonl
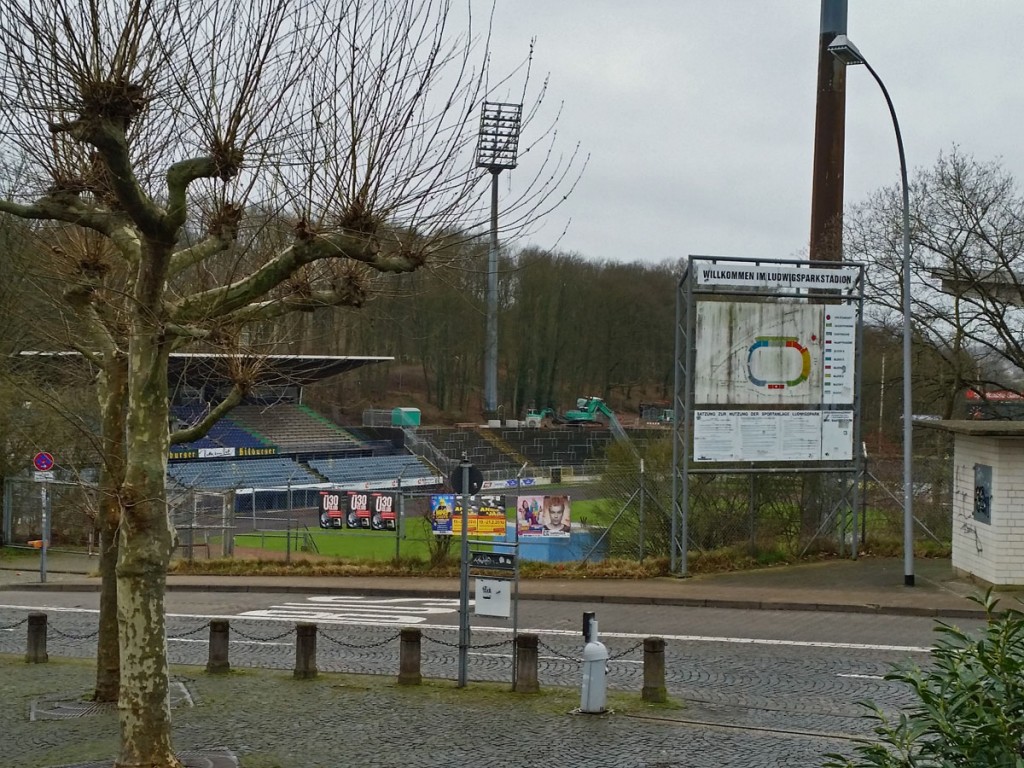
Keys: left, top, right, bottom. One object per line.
{"left": 40, "top": 483, "right": 49, "bottom": 584}
{"left": 31, "top": 452, "right": 55, "bottom": 584}
{"left": 457, "top": 455, "right": 471, "bottom": 688}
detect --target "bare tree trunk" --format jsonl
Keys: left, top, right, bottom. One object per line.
{"left": 116, "top": 325, "right": 179, "bottom": 768}
{"left": 94, "top": 511, "right": 120, "bottom": 701}
{"left": 94, "top": 357, "right": 127, "bottom": 702}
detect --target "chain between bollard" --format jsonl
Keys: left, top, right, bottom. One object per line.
{"left": 421, "top": 632, "right": 462, "bottom": 649}
{"left": 49, "top": 625, "right": 99, "bottom": 641}
{"left": 318, "top": 630, "right": 401, "bottom": 650}
{"left": 231, "top": 624, "right": 297, "bottom": 643}
{"left": 469, "top": 636, "right": 514, "bottom": 650}
{"left": 608, "top": 639, "right": 645, "bottom": 661}
{"left": 537, "top": 638, "right": 582, "bottom": 663}
{"left": 421, "top": 632, "right": 514, "bottom": 652}
{"left": 0, "top": 616, "right": 29, "bottom": 632}
{"left": 166, "top": 622, "right": 211, "bottom": 640}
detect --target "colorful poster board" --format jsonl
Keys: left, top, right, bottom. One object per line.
{"left": 516, "top": 494, "right": 572, "bottom": 537}
{"left": 319, "top": 489, "right": 397, "bottom": 530}
{"left": 430, "top": 494, "right": 506, "bottom": 536}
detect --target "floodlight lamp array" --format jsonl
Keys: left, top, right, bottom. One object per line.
{"left": 476, "top": 101, "right": 523, "bottom": 170}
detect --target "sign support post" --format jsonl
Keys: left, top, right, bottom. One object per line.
{"left": 457, "top": 455, "right": 472, "bottom": 688}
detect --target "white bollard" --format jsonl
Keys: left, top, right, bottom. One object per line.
{"left": 579, "top": 612, "right": 608, "bottom": 713}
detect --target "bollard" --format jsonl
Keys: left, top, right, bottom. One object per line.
{"left": 397, "top": 627, "right": 422, "bottom": 686}
{"left": 641, "top": 636, "right": 667, "bottom": 703}
{"left": 25, "top": 612, "right": 48, "bottom": 664}
{"left": 206, "top": 619, "right": 231, "bottom": 674}
{"left": 513, "top": 633, "right": 539, "bottom": 693}
{"left": 580, "top": 613, "right": 608, "bottom": 713}
{"left": 294, "top": 622, "right": 318, "bottom": 679}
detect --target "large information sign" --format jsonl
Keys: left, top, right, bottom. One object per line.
{"left": 684, "top": 257, "right": 862, "bottom": 466}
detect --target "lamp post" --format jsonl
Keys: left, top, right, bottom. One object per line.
{"left": 476, "top": 101, "right": 523, "bottom": 419}
{"left": 828, "top": 34, "right": 915, "bottom": 586}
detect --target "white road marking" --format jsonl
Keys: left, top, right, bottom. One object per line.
{"left": 837, "top": 673, "right": 886, "bottom": 680}
{"left": 238, "top": 596, "right": 466, "bottom": 625}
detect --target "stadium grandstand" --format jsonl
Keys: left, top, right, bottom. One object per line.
{"left": 15, "top": 350, "right": 625, "bottom": 496}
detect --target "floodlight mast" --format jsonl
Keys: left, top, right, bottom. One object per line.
{"left": 476, "top": 102, "right": 522, "bottom": 419}
{"left": 828, "top": 34, "right": 916, "bottom": 587}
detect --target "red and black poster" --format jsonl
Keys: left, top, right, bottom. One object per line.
{"left": 345, "top": 490, "right": 398, "bottom": 531}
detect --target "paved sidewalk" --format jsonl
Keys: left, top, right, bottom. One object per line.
{"left": 2, "top": 550, "right": 1016, "bottom": 619}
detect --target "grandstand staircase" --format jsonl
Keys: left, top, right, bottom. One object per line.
{"left": 477, "top": 427, "right": 530, "bottom": 469}
{"left": 402, "top": 428, "right": 451, "bottom": 473}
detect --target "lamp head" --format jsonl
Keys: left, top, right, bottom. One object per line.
{"left": 827, "top": 34, "right": 866, "bottom": 66}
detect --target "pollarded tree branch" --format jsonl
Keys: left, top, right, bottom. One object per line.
{"left": 215, "top": 283, "right": 368, "bottom": 327}
{"left": 0, "top": 195, "right": 117, "bottom": 238}
{"left": 169, "top": 382, "right": 245, "bottom": 446}
{"left": 167, "top": 229, "right": 423, "bottom": 324}
{"left": 51, "top": 118, "right": 167, "bottom": 240}
{"left": 165, "top": 156, "right": 223, "bottom": 234}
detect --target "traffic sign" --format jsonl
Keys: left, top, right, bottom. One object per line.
{"left": 33, "top": 452, "right": 54, "bottom": 472}
{"left": 450, "top": 463, "right": 483, "bottom": 494}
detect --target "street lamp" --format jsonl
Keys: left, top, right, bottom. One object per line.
{"left": 828, "top": 34, "right": 915, "bottom": 586}
{"left": 476, "top": 101, "right": 523, "bottom": 419}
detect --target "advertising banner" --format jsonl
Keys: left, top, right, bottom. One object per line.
{"left": 430, "top": 494, "right": 507, "bottom": 536}
{"left": 319, "top": 489, "right": 397, "bottom": 530}
{"left": 319, "top": 489, "right": 345, "bottom": 529}
{"left": 345, "top": 490, "right": 398, "bottom": 530}
{"left": 516, "top": 494, "right": 572, "bottom": 537}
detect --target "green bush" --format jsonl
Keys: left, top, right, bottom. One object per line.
{"left": 825, "top": 592, "right": 1024, "bottom": 767}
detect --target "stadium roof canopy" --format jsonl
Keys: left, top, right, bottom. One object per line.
{"left": 16, "top": 351, "right": 392, "bottom": 389}
{"left": 167, "top": 353, "right": 391, "bottom": 389}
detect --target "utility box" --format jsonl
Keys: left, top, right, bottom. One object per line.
{"left": 922, "top": 420, "right": 1024, "bottom": 586}
{"left": 391, "top": 407, "right": 421, "bottom": 427}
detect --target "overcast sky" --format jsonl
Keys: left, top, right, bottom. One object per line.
{"left": 479, "top": 1, "right": 1024, "bottom": 266}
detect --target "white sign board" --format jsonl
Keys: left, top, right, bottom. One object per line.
{"left": 693, "top": 410, "right": 854, "bottom": 463}
{"left": 694, "top": 301, "right": 857, "bottom": 407}
{"left": 822, "top": 305, "right": 857, "bottom": 405}
{"left": 474, "top": 578, "right": 511, "bottom": 618}
{"left": 694, "top": 303, "right": 824, "bottom": 405}
{"left": 695, "top": 264, "right": 860, "bottom": 290}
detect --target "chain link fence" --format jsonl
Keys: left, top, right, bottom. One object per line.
{"left": 2, "top": 477, "right": 99, "bottom": 553}
{"left": 3, "top": 428, "right": 954, "bottom": 569}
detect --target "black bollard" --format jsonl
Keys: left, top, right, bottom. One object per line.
{"left": 206, "top": 619, "right": 230, "bottom": 674}
{"left": 25, "top": 612, "right": 48, "bottom": 664}
{"left": 641, "top": 636, "right": 667, "bottom": 703}
{"left": 397, "top": 627, "right": 422, "bottom": 686}
{"left": 294, "top": 622, "right": 318, "bottom": 679}
{"left": 513, "top": 633, "right": 539, "bottom": 693}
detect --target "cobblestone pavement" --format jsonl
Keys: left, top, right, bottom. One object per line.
{"left": 0, "top": 608, "right": 925, "bottom": 767}
{"left": 2, "top": 656, "right": 863, "bottom": 768}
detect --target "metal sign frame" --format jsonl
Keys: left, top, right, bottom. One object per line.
{"left": 671, "top": 255, "right": 866, "bottom": 575}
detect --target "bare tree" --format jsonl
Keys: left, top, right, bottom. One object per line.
{"left": 844, "top": 148, "right": 1024, "bottom": 420}
{"left": 0, "top": 1, "right": 578, "bottom": 765}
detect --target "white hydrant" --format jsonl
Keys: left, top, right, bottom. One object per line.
{"left": 579, "top": 611, "right": 608, "bottom": 713}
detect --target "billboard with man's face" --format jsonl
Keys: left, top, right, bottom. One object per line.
{"left": 516, "top": 494, "right": 571, "bottom": 537}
